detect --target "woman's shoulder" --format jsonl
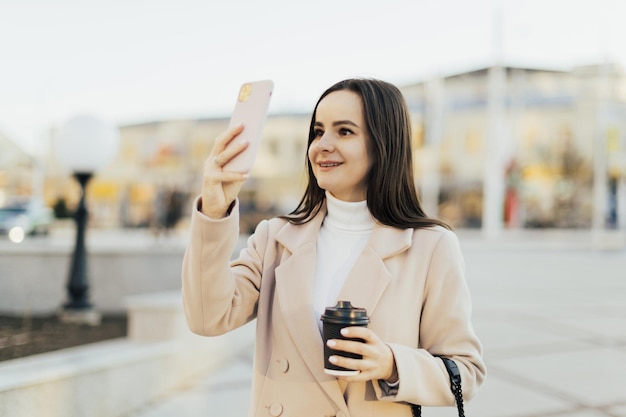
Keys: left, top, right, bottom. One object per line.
{"left": 252, "top": 215, "right": 308, "bottom": 238}
{"left": 413, "top": 224, "right": 454, "bottom": 236}
{"left": 250, "top": 216, "right": 289, "bottom": 235}
{"left": 248, "top": 215, "right": 319, "bottom": 253}
{"left": 412, "top": 224, "right": 461, "bottom": 249}
{"left": 265, "top": 216, "right": 291, "bottom": 231}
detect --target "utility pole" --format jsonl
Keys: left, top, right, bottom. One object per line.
{"left": 482, "top": 3, "right": 507, "bottom": 237}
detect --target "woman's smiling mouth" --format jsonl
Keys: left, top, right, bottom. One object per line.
{"left": 318, "top": 161, "right": 342, "bottom": 168}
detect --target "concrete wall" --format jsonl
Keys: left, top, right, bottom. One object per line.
{"left": 0, "top": 240, "right": 186, "bottom": 315}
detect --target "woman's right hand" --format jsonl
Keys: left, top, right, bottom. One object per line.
{"left": 200, "top": 124, "right": 249, "bottom": 219}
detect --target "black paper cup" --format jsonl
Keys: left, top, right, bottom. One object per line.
{"left": 321, "top": 301, "right": 369, "bottom": 376}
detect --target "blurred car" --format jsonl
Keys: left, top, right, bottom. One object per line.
{"left": 0, "top": 199, "right": 54, "bottom": 237}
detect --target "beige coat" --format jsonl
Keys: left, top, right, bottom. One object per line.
{"left": 182, "top": 199, "right": 485, "bottom": 417}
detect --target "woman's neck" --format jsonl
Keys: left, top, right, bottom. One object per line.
{"left": 324, "top": 191, "right": 374, "bottom": 232}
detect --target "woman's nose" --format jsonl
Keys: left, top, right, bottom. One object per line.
{"left": 317, "top": 132, "right": 334, "bottom": 152}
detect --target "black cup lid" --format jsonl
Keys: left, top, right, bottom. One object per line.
{"left": 321, "top": 301, "right": 369, "bottom": 324}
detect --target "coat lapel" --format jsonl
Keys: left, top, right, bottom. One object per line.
{"left": 272, "top": 208, "right": 414, "bottom": 414}
{"left": 336, "top": 224, "right": 414, "bottom": 318}
{"left": 274, "top": 210, "right": 349, "bottom": 413}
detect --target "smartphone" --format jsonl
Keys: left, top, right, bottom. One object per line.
{"left": 222, "top": 80, "right": 274, "bottom": 173}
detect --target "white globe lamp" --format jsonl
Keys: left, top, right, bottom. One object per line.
{"left": 55, "top": 114, "right": 120, "bottom": 324}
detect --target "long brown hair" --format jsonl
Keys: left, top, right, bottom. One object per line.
{"left": 281, "top": 78, "right": 450, "bottom": 230}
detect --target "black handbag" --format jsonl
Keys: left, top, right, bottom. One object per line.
{"left": 411, "top": 357, "right": 465, "bottom": 417}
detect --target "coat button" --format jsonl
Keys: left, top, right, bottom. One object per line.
{"left": 277, "top": 358, "right": 289, "bottom": 373}
{"left": 269, "top": 403, "right": 283, "bottom": 416}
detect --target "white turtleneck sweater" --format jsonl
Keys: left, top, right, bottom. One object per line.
{"left": 313, "top": 192, "right": 375, "bottom": 332}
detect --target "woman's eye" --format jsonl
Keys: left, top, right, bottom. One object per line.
{"left": 313, "top": 129, "right": 324, "bottom": 137}
{"left": 338, "top": 128, "right": 353, "bottom": 136}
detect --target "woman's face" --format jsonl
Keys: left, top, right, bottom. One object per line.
{"left": 308, "top": 90, "right": 372, "bottom": 202}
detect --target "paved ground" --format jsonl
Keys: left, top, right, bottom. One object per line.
{"left": 120, "top": 229, "right": 626, "bottom": 417}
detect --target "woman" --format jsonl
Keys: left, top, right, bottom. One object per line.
{"left": 182, "top": 78, "right": 485, "bottom": 417}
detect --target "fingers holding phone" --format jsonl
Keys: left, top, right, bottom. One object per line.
{"left": 201, "top": 125, "right": 249, "bottom": 219}
{"left": 212, "top": 124, "right": 248, "bottom": 170}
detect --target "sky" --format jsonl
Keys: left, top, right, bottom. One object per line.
{"left": 1, "top": 0, "right": 626, "bottom": 156}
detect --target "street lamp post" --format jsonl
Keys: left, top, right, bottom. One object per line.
{"left": 55, "top": 114, "right": 119, "bottom": 325}
{"left": 65, "top": 172, "right": 93, "bottom": 310}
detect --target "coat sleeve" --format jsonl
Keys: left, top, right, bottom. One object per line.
{"left": 181, "top": 196, "right": 268, "bottom": 336}
{"left": 374, "top": 229, "right": 486, "bottom": 406}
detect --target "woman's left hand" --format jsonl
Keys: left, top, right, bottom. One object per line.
{"left": 326, "top": 327, "right": 398, "bottom": 382}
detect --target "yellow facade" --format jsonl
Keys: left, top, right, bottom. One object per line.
{"left": 400, "top": 64, "right": 626, "bottom": 228}
{"left": 42, "top": 114, "right": 311, "bottom": 229}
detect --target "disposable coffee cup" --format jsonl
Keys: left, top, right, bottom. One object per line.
{"left": 321, "top": 300, "right": 369, "bottom": 376}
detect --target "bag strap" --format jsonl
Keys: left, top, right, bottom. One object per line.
{"left": 410, "top": 357, "right": 465, "bottom": 417}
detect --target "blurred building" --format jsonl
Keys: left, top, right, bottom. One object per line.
{"left": 400, "top": 63, "right": 626, "bottom": 229}
{"left": 7, "top": 62, "right": 625, "bottom": 231}
{"left": 43, "top": 114, "right": 311, "bottom": 232}
{"left": 0, "top": 131, "right": 35, "bottom": 206}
